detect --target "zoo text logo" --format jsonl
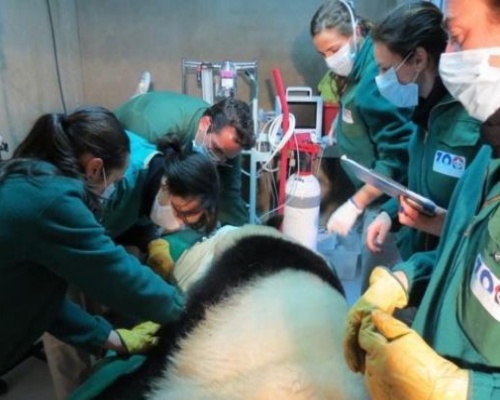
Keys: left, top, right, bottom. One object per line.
{"left": 433, "top": 150, "right": 466, "bottom": 178}
{"left": 471, "top": 254, "right": 500, "bottom": 321}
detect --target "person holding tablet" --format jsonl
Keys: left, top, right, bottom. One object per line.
{"left": 366, "top": 1, "right": 482, "bottom": 260}
{"left": 345, "top": 0, "right": 500, "bottom": 396}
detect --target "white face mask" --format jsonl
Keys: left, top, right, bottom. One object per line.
{"left": 439, "top": 48, "right": 500, "bottom": 122}
{"left": 325, "top": 41, "right": 356, "bottom": 77}
{"left": 150, "top": 190, "right": 184, "bottom": 232}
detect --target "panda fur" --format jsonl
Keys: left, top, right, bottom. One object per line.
{"left": 98, "top": 225, "right": 368, "bottom": 400}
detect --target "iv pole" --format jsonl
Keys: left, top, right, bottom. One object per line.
{"left": 181, "top": 58, "right": 261, "bottom": 223}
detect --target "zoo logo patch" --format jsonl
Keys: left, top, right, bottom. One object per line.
{"left": 433, "top": 150, "right": 466, "bottom": 178}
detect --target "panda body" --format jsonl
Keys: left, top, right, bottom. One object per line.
{"left": 100, "top": 225, "right": 368, "bottom": 400}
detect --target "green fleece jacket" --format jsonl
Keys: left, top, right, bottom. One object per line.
{"left": 394, "top": 145, "right": 500, "bottom": 399}
{"left": 0, "top": 162, "right": 184, "bottom": 373}
{"left": 115, "top": 91, "right": 248, "bottom": 226}
{"left": 335, "top": 36, "right": 415, "bottom": 189}
{"left": 382, "top": 94, "right": 482, "bottom": 260}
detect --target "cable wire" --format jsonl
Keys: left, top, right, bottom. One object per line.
{"left": 46, "top": 0, "right": 67, "bottom": 114}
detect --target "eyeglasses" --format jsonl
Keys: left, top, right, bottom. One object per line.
{"left": 160, "top": 185, "right": 203, "bottom": 222}
{"left": 205, "top": 132, "right": 227, "bottom": 164}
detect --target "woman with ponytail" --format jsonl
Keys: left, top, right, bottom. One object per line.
{"left": 102, "top": 131, "right": 220, "bottom": 250}
{"left": 39, "top": 125, "right": 218, "bottom": 398}
{"left": 0, "top": 106, "right": 184, "bottom": 383}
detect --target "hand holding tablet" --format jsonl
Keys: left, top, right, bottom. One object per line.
{"left": 340, "top": 155, "right": 437, "bottom": 217}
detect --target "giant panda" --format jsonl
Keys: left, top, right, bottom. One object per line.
{"left": 97, "top": 225, "right": 368, "bottom": 400}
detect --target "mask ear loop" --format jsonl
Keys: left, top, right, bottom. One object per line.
{"left": 396, "top": 51, "right": 421, "bottom": 82}
{"left": 102, "top": 166, "right": 108, "bottom": 189}
{"left": 338, "top": 0, "right": 357, "bottom": 55}
{"left": 395, "top": 51, "right": 414, "bottom": 71}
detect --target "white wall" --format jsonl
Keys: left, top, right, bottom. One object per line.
{"left": 0, "top": 0, "right": 399, "bottom": 156}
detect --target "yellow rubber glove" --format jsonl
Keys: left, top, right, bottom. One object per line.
{"left": 147, "top": 238, "right": 175, "bottom": 280}
{"left": 359, "top": 309, "right": 469, "bottom": 400}
{"left": 115, "top": 321, "right": 161, "bottom": 354}
{"left": 344, "top": 266, "right": 408, "bottom": 372}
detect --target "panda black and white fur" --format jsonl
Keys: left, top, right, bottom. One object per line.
{"left": 98, "top": 225, "right": 368, "bottom": 400}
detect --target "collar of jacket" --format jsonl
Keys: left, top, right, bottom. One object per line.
{"left": 347, "top": 35, "right": 373, "bottom": 83}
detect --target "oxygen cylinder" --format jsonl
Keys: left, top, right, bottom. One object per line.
{"left": 282, "top": 172, "right": 321, "bottom": 250}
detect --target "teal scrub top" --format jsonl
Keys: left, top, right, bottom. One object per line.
{"left": 394, "top": 145, "right": 500, "bottom": 399}
{"left": 382, "top": 94, "right": 482, "bottom": 260}
{"left": 115, "top": 91, "right": 248, "bottom": 226}
{"left": 335, "top": 36, "right": 415, "bottom": 189}
{"left": 0, "top": 162, "right": 184, "bottom": 372}
{"left": 101, "top": 131, "right": 160, "bottom": 239}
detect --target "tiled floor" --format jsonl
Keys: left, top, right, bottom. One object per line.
{"left": 1, "top": 229, "right": 364, "bottom": 400}
{"left": 1, "top": 357, "right": 54, "bottom": 400}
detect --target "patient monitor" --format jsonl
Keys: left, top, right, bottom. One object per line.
{"left": 275, "top": 86, "right": 323, "bottom": 143}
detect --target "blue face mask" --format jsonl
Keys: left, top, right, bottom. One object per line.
{"left": 192, "top": 138, "right": 225, "bottom": 165}
{"left": 375, "top": 56, "right": 419, "bottom": 108}
{"left": 99, "top": 166, "right": 118, "bottom": 203}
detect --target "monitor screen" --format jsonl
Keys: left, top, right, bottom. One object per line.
{"left": 288, "top": 101, "right": 318, "bottom": 130}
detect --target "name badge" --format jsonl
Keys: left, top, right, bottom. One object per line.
{"left": 470, "top": 254, "right": 500, "bottom": 322}
{"left": 342, "top": 108, "right": 354, "bottom": 124}
{"left": 433, "top": 150, "right": 466, "bottom": 178}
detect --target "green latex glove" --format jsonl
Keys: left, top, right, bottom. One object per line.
{"left": 360, "top": 309, "right": 469, "bottom": 400}
{"left": 147, "top": 238, "right": 175, "bottom": 280}
{"left": 343, "top": 266, "right": 408, "bottom": 372}
{"left": 116, "top": 321, "right": 161, "bottom": 354}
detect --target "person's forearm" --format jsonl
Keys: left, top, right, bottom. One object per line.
{"left": 393, "top": 271, "right": 409, "bottom": 292}
{"left": 104, "top": 330, "right": 126, "bottom": 353}
{"left": 352, "top": 184, "right": 383, "bottom": 209}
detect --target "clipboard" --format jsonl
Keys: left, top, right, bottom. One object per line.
{"left": 340, "top": 155, "right": 437, "bottom": 217}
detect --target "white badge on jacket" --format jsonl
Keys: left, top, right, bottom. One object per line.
{"left": 433, "top": 150, "right": 466, "bottom": 178}
{"left": 470, "top": 254, "right": 500, "bottom": 321}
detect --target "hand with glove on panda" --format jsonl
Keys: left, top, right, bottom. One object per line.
{"left": 147, "top": 238, "right": 176, "bottom": 280}
{"left": 106, "top": 321, "right": 162, "bottom": 354}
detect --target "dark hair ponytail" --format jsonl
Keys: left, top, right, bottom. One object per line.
{"left": 156, "top": 133, "right": 220, "bottom": 233}
{"left": 0, "top": 105, "right": 130, "bottom": 210}
{"left": 372, "top": 1, "right": 447, "bottom": 64}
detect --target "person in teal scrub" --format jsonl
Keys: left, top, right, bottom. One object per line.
{"left": 344, "top": 0, "right": 500, "bottom": 398}
{"left": 365, "top": 1, "right": 482, "bottom": 261}
{"left": 115, "top": 92, "right": 255, "bottom": 227}
{"left": 42, "top": 130, "right": 219, "bottom": 399}
{"left": 310, "top": 0, "right": 415, "bottom": 290}
{"left": 0, "top": 106, "right": 184, "bottom": 380}
{"left": 101, "top": 131, "right": 220, "bottom": 255}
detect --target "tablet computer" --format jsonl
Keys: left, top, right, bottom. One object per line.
{"left": 340, "top": 155, "right": 437, "bottom": 216}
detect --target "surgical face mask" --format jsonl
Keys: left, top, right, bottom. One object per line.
{"left": 101, "top": 183, "right": 116, "bottom": 200}
{"left": 150, "top": 190, "right": 184, "bottom": 232}
{"left": 99, "top": 167, "right": 117, "bottom": 202}
{"left": 375, "top": 55, "right": 419, "bottom": 108}
{"left": 192, "top": 135, "right": 225, "bottom": 165}
{"left": 325, "top": 41, "right": 356, "bottom": 77}
{"left": 439, "top": 47, "right": 500, "bottom": 122}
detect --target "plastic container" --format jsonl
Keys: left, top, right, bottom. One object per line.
{"left": 316, "top": 228, "right": 360, "bottom": 280}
